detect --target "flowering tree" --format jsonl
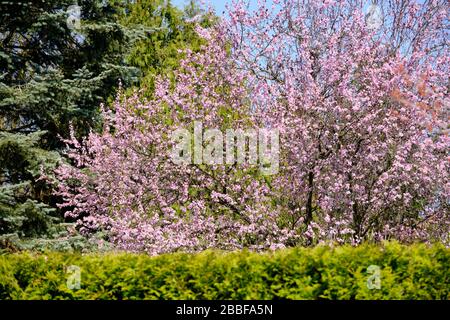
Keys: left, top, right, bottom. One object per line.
{"left": 56, "top": 30, "right": 295, "bottom": 254}
{"left": 225, "top": 0, "right": 449, "bottom": 244}
{"left": 55, "top": 0, "right": 449, "bottom": 253}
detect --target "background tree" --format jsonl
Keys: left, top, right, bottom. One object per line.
{"left": 0, "top": 0, "right": 138, "bottom": 251}
{"left": 0, "top": 0, "right": 217, "bottom": 251}
{"left": 118, "top": 0, "right": 216, "bottom": 96}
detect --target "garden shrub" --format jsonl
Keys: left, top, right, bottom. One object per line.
{"left": 0, "top": 242, "right": 448, "bottom": 300}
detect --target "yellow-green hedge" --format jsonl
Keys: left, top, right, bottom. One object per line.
{"left": 0, "top": 242, "right": 448, "bottom": 300}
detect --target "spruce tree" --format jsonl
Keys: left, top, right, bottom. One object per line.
{"left": 0, "top": 0, "right": 215, "bottom": 251}
{"left": 0, "top": 0, "right": 137, "bottom": 251}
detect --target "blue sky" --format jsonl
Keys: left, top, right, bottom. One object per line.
{"left": 130, "top": 0, "right": 420, "bottom": 18}
{"left": 170, "top": 0, "right": 262, "bottom": 16}
{"left": 170, "top": 1, "right": 384, "bottom": 19}
{"left": 170, "top": 0, "right": 227, "bottom": 15}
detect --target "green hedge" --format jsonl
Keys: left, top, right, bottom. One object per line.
{"left": 0, "top": 242, "right": 448, "bottom": 300}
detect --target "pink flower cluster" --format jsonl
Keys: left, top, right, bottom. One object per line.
{"left": 55, "top": 0, "right": 449, "bottom": 254}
